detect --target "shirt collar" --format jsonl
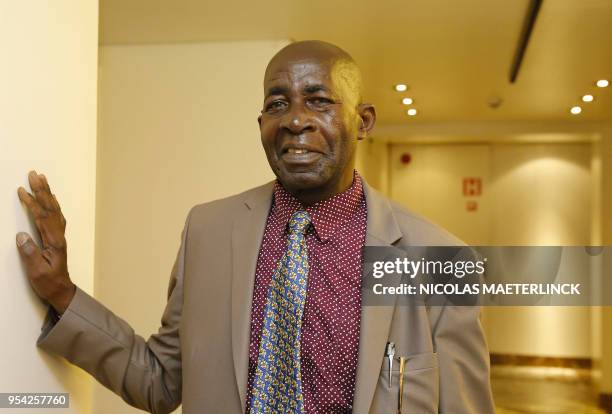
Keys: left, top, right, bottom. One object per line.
{"left": 271, "top": 171, "right": 365, "bottom": 242}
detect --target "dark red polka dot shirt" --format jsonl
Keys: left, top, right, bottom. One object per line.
{"left": 245, "top": 172, "right": 367, "bottom": 414}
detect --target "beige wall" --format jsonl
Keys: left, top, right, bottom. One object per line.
{"left": 356, "top": 138, "right": 389, "bottom": 193}
{"left": 485, "top": 143, "right": 593, "bottom": 359}
{"left": 95, "top": 40, "right": 288, "bottom": 414}
{"left": 0, "top": 1, "right": 98, "bottom": 413}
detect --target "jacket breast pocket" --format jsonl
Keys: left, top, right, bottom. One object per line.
{"left": 370, "top": 352, "right": 440, "bottom": 414}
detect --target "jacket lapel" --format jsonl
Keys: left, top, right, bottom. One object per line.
{"left": 231, "top": 182, "right": 275, "bottom": 413}
{"left": 352, "top": 182, "right": 403, "bottom": 414}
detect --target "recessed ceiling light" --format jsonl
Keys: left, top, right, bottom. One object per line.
{"left": 582, "top": 94, "right": 594, "bottom": 102}
{"left": 407, "top": 108, "right": 418, "bottom": 116}
{"left": 395, "top": 84, "right": 407, "bottom": 92}
{"left": 402, "top": 98, "right": 413, "bottom": 105}
{"left": 596, "top": 79, "right": 609, "bottom": 88}
{"left": 570, "top": 106, "right": 582, "bottom": 115}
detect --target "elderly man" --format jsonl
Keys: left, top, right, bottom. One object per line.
{"left": 16, "top": 40, "right": 494, "bottom": 413}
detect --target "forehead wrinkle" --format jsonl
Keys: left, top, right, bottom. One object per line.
{"left": 264, "top": 61, "right": 335, "bottom": 97}
{"left": 330, "top": 59, "right": 363, "bottom": 106}
{"left": 263, "top": 41, "right": 363, "bottom": 102}
{"left": 269, "top": 60, "right": 331, "bottom": 80}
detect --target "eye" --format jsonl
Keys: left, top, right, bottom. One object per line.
{"left": 265, "top": 99, "right": 288, "bottom": 113}
{"left": 308, "top": 97, "right": 334, "bottom": 108}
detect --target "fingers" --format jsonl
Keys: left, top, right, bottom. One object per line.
{"left": 39, "top": 174, "right": 66, "bottom": 225}
{"left": 39, "top": 173, "right": 52, "bottom": 193}
{"left": 16, "top": 232, "right": 73, "bottom": 313}
{"left": 16, "top": 232, "right": 48, "bottom": 275}
{"left": 17, "top": 186, "right": 46, "bottom": 218}
{"left": 18, "top": 171, "right": 67, "bottom": 249}
{"left": 52, "top": 194, "right": 66, "bottom": 227}
{"left": 18, "top": 171, "right": 63, "bottom": 217}
{"left": 28, "top": 171, "right": 56, "bottom": 212}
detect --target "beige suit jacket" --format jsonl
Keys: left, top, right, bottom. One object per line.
{"left": 37, "top": 181, "right": 495, "bottom": 414}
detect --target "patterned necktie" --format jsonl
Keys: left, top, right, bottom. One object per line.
{"left": 250, "top": 210, "right": 311, "bottom": 414}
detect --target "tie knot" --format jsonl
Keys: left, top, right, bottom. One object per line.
{"left": 288, "top": 210, "right": 311, "bottom": 235}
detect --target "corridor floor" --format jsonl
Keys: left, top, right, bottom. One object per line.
{"left": 492, "top": 366, "right": 608, "bottom": 413}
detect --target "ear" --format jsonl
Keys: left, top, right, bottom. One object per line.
{"left": 357, "top": 104, "right": 376, "bottom": 140}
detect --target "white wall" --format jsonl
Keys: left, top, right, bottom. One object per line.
{"left": 95, "top": 40, "right": 288, "bottom": 414}
{"left": 0, "top": 1, "right": 98, "bottom": 413}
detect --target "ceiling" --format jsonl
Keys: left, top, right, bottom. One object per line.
{"left": 100, "top": 0, "right": 612, "bottom": 124}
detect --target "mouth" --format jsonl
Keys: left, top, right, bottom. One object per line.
{"left": 280, "top": 146, "right": 323, "bottom": 164}
{"left": 286, "top": 148, "right": 312, "bottom": 155}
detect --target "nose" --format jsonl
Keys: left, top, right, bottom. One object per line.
{"left": 279, "top": 105, "right": 316, "bottom": 135}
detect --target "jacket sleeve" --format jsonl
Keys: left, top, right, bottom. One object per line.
{"left": 36, "top": 211, "right": 192, "bottom": 414}
{"left": 429, "top": 303, "right": 496, "bottom": 414}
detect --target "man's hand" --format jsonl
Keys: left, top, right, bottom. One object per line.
{"left": 16, "top": 171, "right": 75, "bottom": 314}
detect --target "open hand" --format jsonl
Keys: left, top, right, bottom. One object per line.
{"left": 16, "top": 171, "right": 75, "bottom": 314}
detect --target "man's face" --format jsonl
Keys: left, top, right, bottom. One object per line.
{"left": 259, "top": 58, "right": 360, "bottom": 196}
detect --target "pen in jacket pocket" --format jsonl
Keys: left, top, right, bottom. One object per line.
{"left": 385, "top": 341, "right": 396, "bottom": 388}
{"left": 398, "top": 356, "right": 406, "bottom": 414}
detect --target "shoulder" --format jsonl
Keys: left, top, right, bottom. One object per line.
{"left": 186, "top": 181, "right": 274, "bottom": 226}
{"left": 364, "top": 182, "right": 464, "bottom": 246}
{"left": 388, "top": 199, "right": 465, "bottom": 246}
